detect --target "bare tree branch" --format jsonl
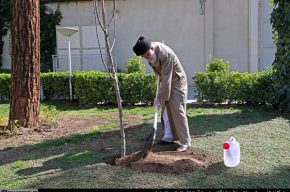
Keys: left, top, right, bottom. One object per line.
{"left": 101, "top": 0, "right": 108, "bottom": 35}
{"left": 108, "top": 0, "right": 116, "bottom": 26}
{"left": 93, "top": 0, "right": 109, "bottom": 72}
{"left": 92, "top": 0, "right": 126, "bottom": 157}
{"left": 93, "top": 0, "right": 106, "bottom": 32}
{"left": 110, "top": 20, "right": 116, "bottom": 52}
{"left": 93, "top": 0, "right": 115, "bottom": 78}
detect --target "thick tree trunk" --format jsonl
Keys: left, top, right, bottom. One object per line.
{"left": 9, "top": 0, "right": 40, "bottom": 128}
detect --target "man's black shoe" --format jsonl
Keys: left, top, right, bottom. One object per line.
{"left": 156, "top": 139, "right": 174, "bottom": 145}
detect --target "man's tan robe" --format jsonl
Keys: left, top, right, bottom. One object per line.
{"left": 149, "top": 42, "right": 191, "bottom": 147}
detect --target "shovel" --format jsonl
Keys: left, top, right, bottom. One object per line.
{"left": 142, "top": 76, "right": 160, "bottom": 159}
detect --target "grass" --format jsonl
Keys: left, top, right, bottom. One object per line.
{"left": 0, "top": 102, "right": 9, "bottom": 124}
{"left": 33, "top": 132, "right": 102, "bottom": 149}
{"left": 0, "top": 102, "right": 289, "bottom": 188}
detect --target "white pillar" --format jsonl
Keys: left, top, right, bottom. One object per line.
{"left": 68, "top": 38, "right": 73, "bottom": 100}
{"left": 204, "top": 0, "right": 214, "bottom": 67}
{"left": 249, "top": 0, "right": 259, "bottom": 72}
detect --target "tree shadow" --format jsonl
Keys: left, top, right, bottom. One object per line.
{"left": 0, "top": 104, "right": 288, "bottom": 180}
{"left": 15, "top": 148, "right": 106, "bottom": 176}
{"left": 41, "top": 100, "right": 150, "bottom": 112}
{"left": 186, "top": 104, "right": 287, "bottom": 136}
{"left": 0, "top": 123, "right": 156, "bottom": 173}
{"left": 20, "top": 159, "right": 290, "bottom": 188}
{"left": 41, "top": 100, "right": 118, "bottom": 112}
{"left": 185, "top": 164, "right": 290, "bottom": 188}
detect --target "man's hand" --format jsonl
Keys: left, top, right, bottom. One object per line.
{"left": 154, "top": 98, "right": 161, "bottom": 108}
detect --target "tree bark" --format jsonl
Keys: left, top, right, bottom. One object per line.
{"left": 9, "top": 0, "right": 40, "bottom": 128}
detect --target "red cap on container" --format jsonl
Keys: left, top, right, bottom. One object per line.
{"left": 223, "top": 142, "right": 230, "bottom": 149}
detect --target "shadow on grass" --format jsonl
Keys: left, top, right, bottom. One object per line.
{"left": 190, "top": 164, "right": 290, "bottom": 188}
{"left": 0, "top": 104, "right": 288, "bottom": 181}
{"left": 0, "top": 122, "right": 153, "bottom": 168}
{"left": 13, "top": 122, "right": 160, "bottom": 177}
{"left": 41, "top": 100, "right": 150, "bottom": 112}
{"left": 21, "top": 161, "right": 290, "bottom": 188}
{"left": 41, "top": 100, "right": 117, "bottom": 112}
{"left": 15, "top": 149, "right": 103, "bottom": 176}
{"left": 186, "top": 104, "right": 286, "bottom": 136}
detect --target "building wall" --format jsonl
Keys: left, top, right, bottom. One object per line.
{"left": 114, "top": 0, "right": 205, "bottom": 80}
{"left": 259, "top": 0, "right": 276, "bottom": 70}
{"left": 47, "top": 0, "right": 207, "bottom": 85}
{"left": 52, "top": 0, "right": 251, "bottom": 77}
{"left": 2, "top": 31, "right": 11, "bottom": 69}
{"left": 213, "top": 0, "right": 249, "bottom": 72}
{"left": 2, "top": 0, "right": 271, "bottom": 86}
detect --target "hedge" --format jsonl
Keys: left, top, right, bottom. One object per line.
{"left": 41, "top": 72, "right": 71, "bottom": 100}
{"left": 194, "top": 69, "right": 274, "bottom": 105}
{"left": 0, "top": 73, "right": 10, "bottom": 101}
{"left": 0, "top": 71, "right": 156, "bottom": 105}
{"left": 1, "top": 69, "right": 274, "bottom": 106}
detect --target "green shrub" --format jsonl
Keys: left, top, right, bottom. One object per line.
{"left": 194, "top": 72, "right": 228, "bottom": 103}
{"left": 270, "top": 0, "right": 290, "bottom": 112}
{"left": 73, "top": 71, "right": 115, "bottom": 105}
{"left": 139, "top": 74, "right": 156, "bottom": 105}
{"left": 119, "top": 73, "right": 142, "bottom": 105}
{"left": 119, "top": 73, "right": 156, "bottom": 105}
{"left": 125, "top": 56, "right": 146, "bottom": 74}
{"left": 0, "top": 71, "right": 165, "bottom": 106}
{"left": 0, "top": 73, "right": 11, "bottom": 101}
{"left": 73, "top": 71, "right": 155, "bottom": 105}
{"left": 252, "top": 69, "right": 274, "bottom": 105}
{"left": 194, "top": 69, "right": 273, "bottom": 105}
{"left": 206, "top": 56, "right": 230, "bottom": 73}
{"left": 226, "top": 72, "right": 245, "bottom": 104}
{"left": 195, "top": 56, "right": 231, "bottom": 103}
{"left": 0, "top": 69, "right": 11, "bottom": 74}
{"left": 41, "top": 72, "right": 71, "bottom": 100}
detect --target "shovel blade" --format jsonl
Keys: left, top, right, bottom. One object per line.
{"left": 142, "top": 128, "right": 156, "bottom": 159}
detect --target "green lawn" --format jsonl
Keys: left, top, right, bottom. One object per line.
{"left": 0, "top": 102, "right": 289, "bottom": 188}
{"left": 0, "top": 102, "right": 9, "bottom": 118}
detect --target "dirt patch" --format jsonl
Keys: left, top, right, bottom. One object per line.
{"left": 114, "top": 148, "right": 220, "bottom": 174}
{"left": 0, "top": 112, "right": 141, "bottom": 149}
{"left": 0, "top": 115, "right": 105, "bottom": 148}
{"left": 0, "top": 111, "right": 222, "bottom": 174}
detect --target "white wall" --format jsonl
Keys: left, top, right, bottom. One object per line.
{"left": 2, "top": 31, "right": 11, "bottom": 69}
{"left": 114, "top": 0, "right": 205, "bottom": 83}
{"left": 213, "top": 0, "right": 249, "bottom": 72}
{"left": 2, "top": 0, "right": 268, "bottom": 87}
{"left": 52, "top": 0, "right": 206, "bottom": 85}
{"left": 55, "top": 1, "right": 95, "bottom": 26}
{"left": 260, "top": 0, "right": 276, "bottom": 70}
{"left": 55, "top": 25, "right": 107, "bottom": 71}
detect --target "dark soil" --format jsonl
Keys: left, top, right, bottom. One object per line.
{"left": 0, "top": 113, "right": 221, "bottom": 174}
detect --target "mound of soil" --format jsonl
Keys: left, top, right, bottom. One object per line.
{"left": 114, "top": 148, "right": 220, "bottom": 174}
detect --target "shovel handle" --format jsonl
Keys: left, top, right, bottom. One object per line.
{"left": 153, "top": 76, "right": 160, "bottom": 131}
{"left": 153, "top": 107, "right": 158, "bottom": 130}
{"left": 155, "top": 76, "right": 160, "bottom": 98}
{"left": 142, "top": 76, "right": 161, "bottom": 159}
